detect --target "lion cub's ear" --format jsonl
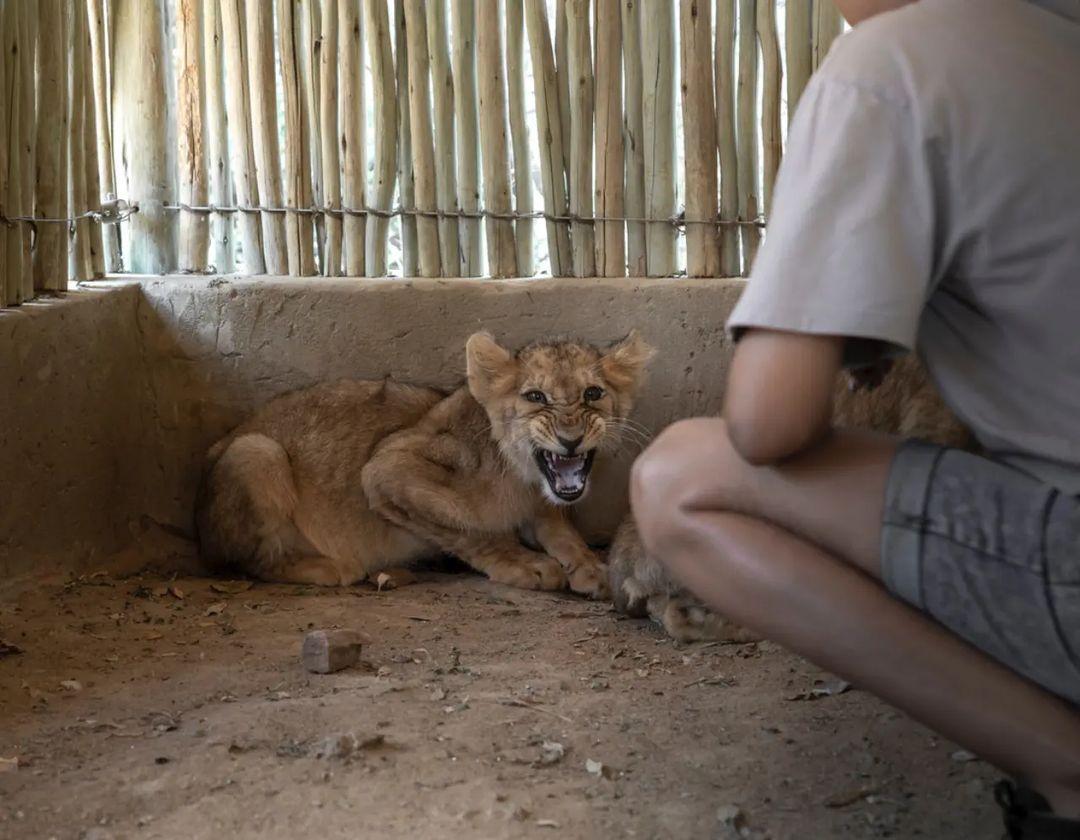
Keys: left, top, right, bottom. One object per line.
{"left": 466, "top": 332, "right": 517, "bottom": 402}
{"left": 600, "top": 330, "right": 656, "bottom": 395}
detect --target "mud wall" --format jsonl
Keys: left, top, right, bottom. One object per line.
{"left": 2, "top": 276, "right": 745, "bottom": 575}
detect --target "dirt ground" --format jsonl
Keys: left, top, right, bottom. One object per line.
{"left": 1, "top": 556, "right": 1001, "bottom": 840}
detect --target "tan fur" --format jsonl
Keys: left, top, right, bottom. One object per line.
{"left": 609, "top": 354, "right": 971, "bottom": 642}
{"left": 196, "top": 332, "right": 654, "bottom": 598}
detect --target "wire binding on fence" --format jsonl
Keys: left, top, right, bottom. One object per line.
{"left": 162, "top": 201, "right": 767, "bottom": 229}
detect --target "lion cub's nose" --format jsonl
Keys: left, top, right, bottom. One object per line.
{"left": 557, "top": 435, "right": 584, "bottom": 455}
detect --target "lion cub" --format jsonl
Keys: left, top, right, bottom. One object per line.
{"left": 196, "top": 331, "right": 654, "bottom": 599}
{"left": 609, "top": 354, "right": 971, "bottom": 641}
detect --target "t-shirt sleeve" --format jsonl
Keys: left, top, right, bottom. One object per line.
{"left": 726, "top": 72, "right": 936, "bottom": 365}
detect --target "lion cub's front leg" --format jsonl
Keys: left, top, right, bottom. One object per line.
{"left": 361, "top": 446, "right": 566, "bottom": 593}
{"left": 533, "top": 506, "right": 609, "bottom": 600}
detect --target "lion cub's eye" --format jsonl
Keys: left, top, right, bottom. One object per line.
{"left": 522, "top": 390, "right": 549, "bottom": 405}
{"left": 583, "top": 386, "right": 605, "bottom": 402}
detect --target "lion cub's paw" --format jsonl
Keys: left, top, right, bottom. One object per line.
{"left": 568, "top": 561, "right": 610, "bottom": 600}
{"left": 488, "top": 554, "right": 567, "bottom": 591}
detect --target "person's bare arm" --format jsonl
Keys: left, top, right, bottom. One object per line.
{"left": 723, "top": 329, "right": 844, "bottom": 465}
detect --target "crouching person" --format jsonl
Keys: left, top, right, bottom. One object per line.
{"left": 631, "top": 1, "right": 1080, "bottom": 836}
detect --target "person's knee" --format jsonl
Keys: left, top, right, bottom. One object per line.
{"left": 631, "top": 418, "right": 740, "bottom": 551}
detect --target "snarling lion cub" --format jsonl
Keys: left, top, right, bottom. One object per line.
{"left": 195, "top": 331, "right": 654, "bottom": 598}
{"left": 609, "top": 354, "right": 972, "bottom": 641}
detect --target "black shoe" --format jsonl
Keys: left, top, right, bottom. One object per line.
{"left": 995, "top": 780, "right": 1080, "bottom": 839}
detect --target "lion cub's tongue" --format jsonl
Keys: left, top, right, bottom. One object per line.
{"left": 551, "top": 453, "right": 586, "bottom": 495}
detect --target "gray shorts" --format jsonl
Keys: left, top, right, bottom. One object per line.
{"left": 881, "top": 440, "right": 1080, "bottom": 705}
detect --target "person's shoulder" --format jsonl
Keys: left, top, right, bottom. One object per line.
{"left": 816, "top": 0, "right": 977, "bottom": 100}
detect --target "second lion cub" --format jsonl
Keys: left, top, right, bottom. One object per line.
{"left": 196, "top": 331, "right": 654, "bottom": 599}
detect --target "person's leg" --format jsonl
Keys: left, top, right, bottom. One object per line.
{"left": 631, "top": 418, "right": 1080, "bottom": 817}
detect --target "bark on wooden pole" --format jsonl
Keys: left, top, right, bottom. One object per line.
{"left": 394, "top": 0, "right": 418, "bottom": 275}
{"left": 524, "top": 0, "right": 571, "bottom": 277}
{"left": 402, "top": 0, "right": 441, "bottom": 277}
{"left": 505, "top": 0, "right": 533, "bottom": 276}
{"left": 277, "top": 0, "right": 317, "bottom": 275}
{"left": 364, "top": 0, "right": 397, "bottom": 275}
{"left": 245, "top": 0, "right": 287, "bottom": 273}
{"left": 812, "top": 0, "right": 843, "bottom": 70}
{"left": 566, "top": 0, "right": 594, "bottom": 277}
{"left": 34, "top": 0, "right": 70, "bottom": 291}
{"left": 339, "top": 0, "right": 366, "bottom": 275}
{"left": 594, "top": 0, "right": 624, "bottom": 277}
{"left": 300, "top": 0, "right": 324, "bottom": 272}
{"left": 554, "top": 0, "right": 571, "bottom": 196}
{"left": 477, "top": 1, "right": 517, "bottom": 277}
{"left": 785, "top": 0, "right": 812, "bottom": 123}
{"left": 642, "top": 0, "right": 676, "bottom": 276}
{"left": 452, "top": 0, "right": 481, "bottom": 276}
{"left": 69, "top": 0, "right": 93, "bottom": 283}
{"left": 81, "top": 12, "right": 106, "bottom": 280}
{"left": 0, "top": 0, "right": 11, "bottom": 304}
{"left": 680, "top": 0, "right": 719, "bottom": 277}
{"left": 88, "top": 0, "right": 121, "bottom": 273}
{"left": 621, "top": 0, "right": 646, "bottom": 276}
{"left": 716, "top": 0, "right": 740, "bottom": 276}
{"left": 221, "top": 0, "right": 265, "bottom": 274}
{"left": 757, "top": 0, "right": 781, "bottom": 216}
{"left": 204, "top": 0, "right": 233, "bottom": 272}
{"left": 736, "top": 0, "right": 760, "bottom": 274}
{"left": 427, "top": 0, "right": 460, "bottom": 276}
{"left": 18, "top": 1, "right": 37, "bottom": 295}
{"left": 321, "top": 0, "right": 343, "bottom": 276}
{"left": 178, "top": 0, "right": 210, "bottom": 272}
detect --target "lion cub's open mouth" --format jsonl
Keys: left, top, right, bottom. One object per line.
{"left": 534, "top": 449, "right": 596, "bottom": 502}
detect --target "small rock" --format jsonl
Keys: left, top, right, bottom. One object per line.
{"left": 538, "top": 741, "right": 565, "bottom": 766}
{"left": 585, "top": 758, "right": 615, "bottom": 780}
{"left": 204, "top": 602, "right": 227, "bottom": 617}
{"left": 951, "top": 749, "right": 978, "bottom": 763}
{"left": 716, "top": 804, "right": 747, "bottom": 832}
{"left": 302, "top": 629, "right": 366, "bottom": 674}
{"left": 0, "top": 639, "right": 23, "bottom": 658}
{"left": 536, "top": 819, "right": 560, "bottom": 829}
{"left": 0, "top": 756, "right": 18, "bottom": 773}
{"left": 313, "top": 732, "right": 385, "bottom": 760}
{"left": 60, "top": 679, "right": 83, "bottom": 693}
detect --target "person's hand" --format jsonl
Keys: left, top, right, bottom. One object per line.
{"left": 846, "top": 358, "right": 894, "bottom": 392}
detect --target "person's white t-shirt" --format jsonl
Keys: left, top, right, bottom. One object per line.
{"left": 728, "top": 0, "right": 1080, "bottom": 492}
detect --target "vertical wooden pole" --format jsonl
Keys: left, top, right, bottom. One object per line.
{"left": 394, "top": 0, "right": 418, "bottom": 275}
{"left": 427, "top": 0, "right": 460, "bottom": 276}
{"left": 18, "top": 1, "right": 37, "bottom": 296}
{"left": 642, "top": 0, "right": 676, "bottom": 276}
{"left": 69, "top": 0, "right": 92, "bottom": 283}
{"left": 524, "top": 0, "right": 571, "bottom": 277}
{"left": 178, "top": 0, "right": 210, "bottom": 272}
{"left": 321, "top": 0, "right": 343, "bottom": 275}
{"left": 736, "top": 0, "right": 760, "bottom": 274}
{"left": 812, "top": 0, "right": 843, "bottom": 70}
{"left": 452, "top": 0, "right": 481, "bottom": 276}
{"left": 0, "top": 0, "right": 10, "bottom": 303}
{"left": 80, "top": 10, "right": 106, "bottom": 280}
{"left": 757, "top": 0, "right": 781, "bottom": 216}
{"left": 34, "top": 0, "right": 70, "bottom": 291}
{"left": 300, "top": 0, "right": 324, "bottom": 272}
{"left": 621, "top": 0, "right": 645, "bottom": 276}
{"left": 594, "top": 0, "right": 624, "bottom": 277}
{"left": 221, "top": 0, "right": 265, "bottom": 274}
{"left": 364, "top": 0, "right": 396, "bottom": 275}
{"left": 245, "top": 0, "right": 288, "bottom": 273}
{"left": 505, "top": 0, "right": 532, "bottom": 276}
{"left": 477, "top": 1, "right": 517, "bottom": 277}
{"left": 716, "top": 0, "right": 739, "bottom": 276}
{"left": 402, "top": 0, "right": 440, "bottom": 277}
{"left": 88, "top": 0, "right": 121, "bottom": 273}
{"left": 554, "top": 0, "right": 571, "bottom": 195}
{"left": 204, "top": 0, "right": 233, "bottom": 272}
{"left": 565, "top": 0, "right": 594, "bottom": 277}
{"left": 680, "top": 0, "right": 719, "bottom": 277}
{"left": 339, "top": 0, "right": 366, "bottom": 275}
{"left": 277, "top": 0, "right": 317, "bottom": 275}
{"left": 785, "top": 0, "right": 812, "bottom": 123}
